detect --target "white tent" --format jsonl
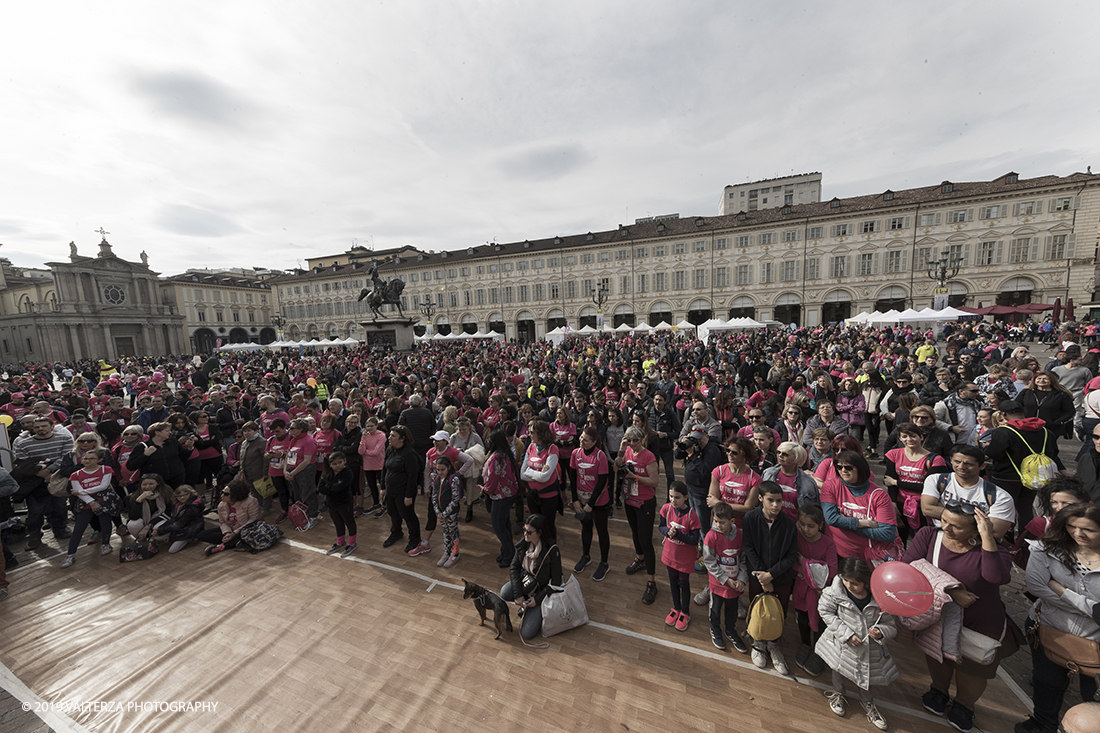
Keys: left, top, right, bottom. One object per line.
{"left": 546, "top": 326, "right": 566, "bottom": 347}
{"left": 614, "top": 322, "right": 633, "bottom": 332}
{"left": 893, "top": 308, "right": 923, "bottom": 322}
{"left": 866, "top": 309, "right": 902, "bottom": 325}
{"left": 632, "top": 321, "right": 653, "bottom": 332}
{"left": 653, "top": 321, "right": 674, "bottom": 331}
{"left": 486, "top": 330, "right": 506, "bottom": 341}
{"left": 576, "top": 325, "right": 597, "bottom": 334}
{"left": 931, "top": 306, "right": 970, "bottom": 320}
{"left": 845, "top": 311, "right": 876, "bottom": 325}
{"left": 674, "top": 320, "right": 696, "bottom": 330}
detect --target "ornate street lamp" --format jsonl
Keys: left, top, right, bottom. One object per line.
{"left": 927, "top": 247, "right": 963, "bottom": 308}
{"left": 420, "top": 299, "right": 436, "bottom": 335}
{"left": 591, "top": 281, "right": 609, "bottom": 327}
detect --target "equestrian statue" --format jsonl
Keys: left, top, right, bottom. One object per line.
{"left": 357, "top": 264, "right": 407, "bottom": 320}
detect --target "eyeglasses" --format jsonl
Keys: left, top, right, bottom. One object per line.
{"left": 523, "top": 528, "right": 536, "bottom": 536}
{"left": 1091, "top": 434, "right": 1100, "bottom": 441}
{"left": 835, "top": 464, "right": 856, "bottom": 472}
{"left": 942, "top": 500, "right": 978, "bottom": 515}
{"left": 726, "top": 450, "right": 742, "bottom": 457}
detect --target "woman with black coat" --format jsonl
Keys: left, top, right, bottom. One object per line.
{"left": 1020, "top": 371, "right": 1076, "bottom": 439}
{"left": 500, "top": 513, "right": 563, "bottom": 640}
{"left": 126, "top": 421, "right": 192, "bottom": 488}
{"left": 334, "top": 413, "right": 364, "bottom": 514}
{"left": 380, "top": 425, "right": 425, "bottom": 555}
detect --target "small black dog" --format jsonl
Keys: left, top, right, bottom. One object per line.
{"left": 462, "top": 579, "right": 513, "bottom": 641}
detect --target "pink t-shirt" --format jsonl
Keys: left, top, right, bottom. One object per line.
{"left": 551, "top": 420, "right": 577, "bottom": 447}
{"left": 285, "top": 434, "right": 318, "bottom": 471}
{"left": 710, "top": 463, "right": 762, "bottom": 527}
{"left": 358, "top": 430, "right": 386, "bottom": 471}
{"left": 774, "top": 469, "right": 800, "bottom": 521}
{"left": 820, "top": 476, "right": 896, "bottom": 559}
{"left": 622, "top": 447, "right": 656, "bottom": 507}
{"left": 660, "top": 503, "right": 701, "bottom": 574}
{"left": 525, "top": 443, "right": 561, "bottom": 496}
{"left": 312, "top": 429, "right": 341, "bottom": 466}
{"left": 265, "top": 433, "right": 292, "bottom": 477}
{"left": 70, "top": 465, "right": 114, "bottom": 504}
{"left": 570, "top": 447, "right": 609, "bottom": 506}
{"left": 886, "top": 449, "right": 946, "bottom": 494}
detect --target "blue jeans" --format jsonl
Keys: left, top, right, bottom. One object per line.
{"left": 500, "top": 580, "right": 542, "bottom": 639}
{"left": 688, "top": 491, "right": 712, "bottom": 541}
{"left": 488, "top": 495, "right": 515, "bottom": 563}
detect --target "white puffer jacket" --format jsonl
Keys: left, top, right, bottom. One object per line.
{"left": 816, "top": 576, "right": 900, "bottom": 691}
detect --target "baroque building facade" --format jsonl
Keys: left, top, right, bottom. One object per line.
{"left": 161, "top": 269, "right": 279, "bottom": 353}
{"left": 272, "top": 170, "right": 1099, "bottom": 342}
{"left": 0, "top": 236, "right": 186, "bottom": 362}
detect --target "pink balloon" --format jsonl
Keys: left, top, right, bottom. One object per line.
{"left": 870, "top": 561, "right": 933, "bottom": 617}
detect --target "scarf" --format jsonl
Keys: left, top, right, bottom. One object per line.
{"left": 839, "top": 477, "right": 871, "bottom": 497}
{"left": 1006, "top": 417, "right": 1047, "bottom": 431}
{"left": 784, "top": 419, "right": 804, "bottom": 443}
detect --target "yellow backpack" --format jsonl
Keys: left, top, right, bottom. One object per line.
{"left": 746, "top": 592, "right": 785, "bottom": 641}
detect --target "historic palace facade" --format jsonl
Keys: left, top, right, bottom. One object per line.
{"left": 273, "top": 170, "right": 1100, "bottom": 341}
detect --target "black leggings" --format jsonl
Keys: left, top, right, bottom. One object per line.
{"left": 865, "top": 413, "right": 882, "bottom": 452}
{"left": 668, "top": 567, "right": 692, "bottom": 612}
{"left": 625, "top": 497, "right": 656, "bottom": 575}
{"left": 272, "top": 475, "right": 291, "bottom": 512}
{"left": 530, "top": 484, "right": 561, "bottom": 545}
{"left": 329, "top": 501, "right": 357, "bottom": 540}
{"left": 796, "top": 609, "right": 824, "bottom": 647}
{"left": 364, "top": 470, "right": 381, "bottom": 505}
{"left": 579, "top": 504, "right": 611, "bottom": 562}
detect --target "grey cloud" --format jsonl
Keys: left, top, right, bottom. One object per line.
{"left": 496, "top": 143, "right": 593, "bottom": 182}
{"left": 129, "top": 71, "right": 256, "bottom": 128}
{"left": 157, "top": 204, "right": 243, "bottom": 237}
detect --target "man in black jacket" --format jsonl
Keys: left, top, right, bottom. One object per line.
{"left": 648, "top": 392, "right": 681, "bottom": 489}
{"left": 398, "top": 394, "right": 436, "bottom": 456}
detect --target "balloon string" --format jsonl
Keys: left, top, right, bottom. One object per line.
{"left": 860, "top": 611, "right": 885, "bottom": 644}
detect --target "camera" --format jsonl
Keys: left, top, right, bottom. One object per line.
{"left": 679, "top": 436, "right": 699, "bottom": 452}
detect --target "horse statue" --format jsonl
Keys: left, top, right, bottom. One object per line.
{"left": 357, "top": 265, "right": 407, "bottom": 320}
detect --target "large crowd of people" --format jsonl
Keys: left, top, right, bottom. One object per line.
{"left": 2, "top": 315, "right": 1100, "bottom": 732}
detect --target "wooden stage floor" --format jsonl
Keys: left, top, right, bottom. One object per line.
{"left": 1, "top": 505, "right": 1031, "bottom": 732}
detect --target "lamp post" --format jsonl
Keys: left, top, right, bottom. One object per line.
{"left": 591, "top": 280, "right": 609, "bottom": 328}
{"left": 420, "top": 299, "right": 436, "bottom": 336}
{"left": 271, "top": 314, "right": 285, "bottom": 342}
{"left": 927, "top": 247, "right": 963, "bottom": 309}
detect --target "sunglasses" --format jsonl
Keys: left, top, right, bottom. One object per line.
{"left": 942, "top": 500, "right": 978, "bottom": 515}
{"left": 220, "top": 491, "right": 230, "bottom": 496}
{"left": 1092, "top": 434, "right": 1100, "bottom": 441}
{"left": 835, "top": 464, "right": 856, "bottom": 472}
{"left": 749, "top": 414, "right": 764, "bottom": 419}
{"left": 727, "top": 450, "right": 742, "bottom": 457}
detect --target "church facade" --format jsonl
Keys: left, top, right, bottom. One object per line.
{"left": 0, "top": 236, "right": 186, "bottom": 363}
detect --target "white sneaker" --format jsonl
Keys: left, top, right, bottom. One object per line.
{"left": 693, "top": 587, "right": 711, "bottom": 606}
{"left": 100, "top": 544, "right": 113, "bottom": 556}
{"left": 825, "top": 690, "right": 846, "bottom": 717}
{"left": 302, "top": 517, "right": 320, "bottom": 532}
{"left": 768, "top": 641, "right": 789, "bottom": 675}
{"left": 862, "top": 702, "right": 887, "bottom": 730}
{"left": 750, "top": 645, "right": 769, "bottom": 669}
{"left": 60, "top": 555, "right": 75, "bottom": 568}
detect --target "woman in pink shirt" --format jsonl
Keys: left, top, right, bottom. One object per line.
{"left": 358, "top": 416, "right": 387, "bottom": 517}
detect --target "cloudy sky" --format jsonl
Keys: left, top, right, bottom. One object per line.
{"left": 1, "top": 2, "right": 1097, "bottom": 275}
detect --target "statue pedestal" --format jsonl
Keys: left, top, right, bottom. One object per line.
{"left": 360, "top": 319, "right": 417, "bottom": 351}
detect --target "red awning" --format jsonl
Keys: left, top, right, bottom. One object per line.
{"left": 959, "top": 303, "right": 1054, "bottom": 316}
